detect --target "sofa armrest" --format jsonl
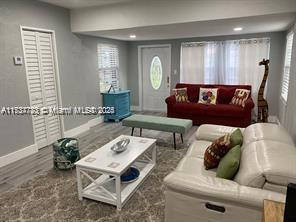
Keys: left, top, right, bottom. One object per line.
{"left": 244, "top": 96, "right": 255, "bottom": 111}
{"left": 195, "top": 124, "right": 244, "bottom": 141}
{"left": 165, "top": 95, "right": 176, "bottom": 106}
{"left": 164, "top": 172, "right": 285, "bottom": 208}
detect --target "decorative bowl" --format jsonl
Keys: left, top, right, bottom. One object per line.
{"left": 111, "top": 138, "right": 130, "bottom": 153}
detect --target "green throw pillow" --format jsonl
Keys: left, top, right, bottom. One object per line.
{"left": 230, "top": 129, "right": 243, "bottom": 147}
{"left": 216, "top": 145, "right": 241, "bottom": 179}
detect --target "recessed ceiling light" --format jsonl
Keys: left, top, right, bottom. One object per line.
{"left": 129, "top": 34, "right": 136, "bottom": 39}
{"left": 233, "top": 27, "right": 243, "bottom": 31}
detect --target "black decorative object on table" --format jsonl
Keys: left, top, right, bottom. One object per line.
{"left": 284, "top": 183, "right": 296, "bottom": 222}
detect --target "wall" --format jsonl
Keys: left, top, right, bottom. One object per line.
{"left": 127, "top": 32, "right": 286, "bottom": 117}
{"left": 0, "top": 0, "right": 128, "bottom": 157}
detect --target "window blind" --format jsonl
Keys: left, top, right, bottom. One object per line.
{"left": 97, "top": 44, "right": 119, "bottom": 92}
{"left": 281, "top": 32, "right": 294, "bottom": 102}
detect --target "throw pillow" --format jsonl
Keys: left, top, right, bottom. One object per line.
{"left": 230, "top": 128, "right": 243, "bottom": 147}
{"left": 204, "top": 134, "right": 231, "bottom": 170}
{"left": 216, "top": 145, "right": 241, "bottom": 179}
{"left": 230, "top": 89, "right": 250, "bottom": 107}
{"left": 173, "top": 88, "right": 189, "bottom": 103}
{"left": 198, "top": 88, "right": 218, "bottom": 105}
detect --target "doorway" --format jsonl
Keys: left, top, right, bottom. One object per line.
{"left": 21, "top": 27, "right": 63, "bottom": 149}
{"left": 138, "top": 44, "right": 171, "bottom": 111}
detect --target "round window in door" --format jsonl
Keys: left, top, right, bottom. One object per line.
{"left": 150, "top": 56, "right": 162, "bottom": 90}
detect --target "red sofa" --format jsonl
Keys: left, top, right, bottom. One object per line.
{"left": 165, "top": 83, "right": 255, "bottom": 127}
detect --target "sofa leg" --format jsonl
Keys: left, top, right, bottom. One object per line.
{"left": 140, "top": 128, "right": 142, "bottom": 137}
{"left": 180, "top": 134, "right": 183, "bottom": 143}
{"left": 131, "top": 127, "right": 134, "bottom": 136}
{"left": 173, "top": 133, "right": 176, "bottom": 150}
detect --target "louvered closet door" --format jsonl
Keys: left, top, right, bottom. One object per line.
{"left": 22, "top": 30, "right": 61, "bottom": 148}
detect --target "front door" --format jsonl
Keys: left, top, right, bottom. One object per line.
{"left": 141, "top": 45, "right": 171, "bottom": 111}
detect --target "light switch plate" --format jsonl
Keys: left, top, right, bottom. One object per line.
{"left": 13, "top": 56, "right": 23, "bottom": 65}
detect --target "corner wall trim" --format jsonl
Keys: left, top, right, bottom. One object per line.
{"left": 64, "top": 116, "right": 104, "bottom": 138}
{"left": 0, "top": 143, "right": 38, "bottom": 168}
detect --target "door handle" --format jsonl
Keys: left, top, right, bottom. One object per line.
{"left": 205, "top": 202, "right": 225, "bottom": 213}
{"left": 167, "top": 76, "right": 170, "bottom": 88}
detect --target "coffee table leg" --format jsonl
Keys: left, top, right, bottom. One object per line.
{"left": 76, "top": 167, "right": 83, "bottom": 201}
{"left": 152, "top": 144, "right": 156, "bottom": 164}
{"left": 115, "top": 176, "right": 122, "bottom": 210}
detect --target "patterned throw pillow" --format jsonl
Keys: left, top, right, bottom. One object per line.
{"left": 230, "top": 89, "right": 250, "bottom": 107}
{"left": 204, "top": 134, "right": 231, "bottom": 170}
{"left": 198, "top": 88, "right": 218, "bottom": 105}
{"left": 173, "top": 88, "right": 189, "bottom": 103}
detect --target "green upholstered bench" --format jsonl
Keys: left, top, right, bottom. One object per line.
{"left": 122, "top": 114, "right": 192, "bottom": 149}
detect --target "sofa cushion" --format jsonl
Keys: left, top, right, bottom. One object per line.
{"left": 235, "top": 140, "right": 296, "bottom": 188}
{"left": 173, "top": 88, "right": 189, "bottom": 103}
{"left": 260, "top": 141, "right": 296, "bottom": 186}
{"left": 201, "top": 104, "right": 245, "bottom": 118}
{"left": 230, "top": 128, "right": 243, "bottom": 147}
{"left": 217, "top": 87, "right": 236, "bottom": 104}
{"left": 186, "top": 140, "right": 212, "bottom": 159}
{"left": 230, "top": 89, "right": 250, "bottom": 107}
{"left": 175, "top": 83, "right": 200, "bottom": 102}
{"left": 172, "top": 103, "right": 206, "bottom": 115}
{"left": 175, "top": 83, "right": 252, "bottom": 104}
{"left": 204, "top": 134, "right": 231, "bottom": 169}
{"left": 198, "top": 88, "right": 218, "bottom": 105}
{"left": 176, "top": 156, "right": 216, "bottom": 177}
{"left": 234, "top": 142, "right": 266, "bottom": 188}
{"left": 195, "top": 124, "right": 244, "bottom": 142}
{"left": 243, "top": 123, "right": 294, "bottom": 146}
{"left": 217, "top": 145, "right": 241, "bottom": 179}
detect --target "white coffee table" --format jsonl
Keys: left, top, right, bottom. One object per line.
{"left": 75, "top": 135, "right": 156, "bottom": 210}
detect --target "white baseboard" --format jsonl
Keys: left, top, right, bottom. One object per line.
{"left": 0, "top": 143, "right": 38, "bottom": 168}
{"left": 0, "top": 117, "right": 104, "bottom": 168}
{"left": 131, "top": 106, "right": 141, "bottom": 111}
{"left": 64, "top": 116, "right": 104, "bottom": 137}
{"left": 88, "top": 116, "right": 104, "bottom": 128}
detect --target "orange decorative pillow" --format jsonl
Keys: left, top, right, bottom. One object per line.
{"left": 173, "top": 88, "right": 189, "bottom": 103}
{"left": 204, "top": 134, "right": 231, "bottom": 170}
{"left": 230, "top": 89, "right": 250, "bottom": 107}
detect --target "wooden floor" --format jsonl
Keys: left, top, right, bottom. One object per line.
{"left": 0, "top": 111, "right": 197, "bottom": 193}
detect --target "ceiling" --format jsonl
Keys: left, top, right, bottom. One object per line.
{"left": 39, "top": 0, "right": 137, "bottom": 9}
{"left": 40, "top": 0, "right": 296, "bottom": 41}
{"left": 80, "top": 13, "right": 295, "bottom": 41}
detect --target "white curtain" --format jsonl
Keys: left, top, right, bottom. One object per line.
{"left": 180, "top": 38, "right": 270, "bottom": 111}
{"left": 180, "top": 43, "right": 204, "bottom": 83}
{"left": 237, "top": 39, "right": 270, "bottom": 101}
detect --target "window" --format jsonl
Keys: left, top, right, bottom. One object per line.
{"left": 281, "top": 32, "right": 294, "bottom": 102}
{"left": 150, "top": 56, "right": 162, "bottom": 90}
{"left": 98, "top": 44, "right": 119, "bottom": 92}
{"left": 180, "top": 38, "right": 270, "bottom": 105}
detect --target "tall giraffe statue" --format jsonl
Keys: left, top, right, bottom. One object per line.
{"left": 257, "top": 59, "right": 270, "bottom": 122}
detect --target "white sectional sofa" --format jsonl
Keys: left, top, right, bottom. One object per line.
{"left": 164, "top": 123, "right": 296, "bottom": 222}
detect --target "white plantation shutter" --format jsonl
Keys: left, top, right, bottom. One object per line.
{"left": 22, "top": 30, "right": 61, "bottom": 148}
{"left": 281, "top": 32, "right": 294, "bottom": 102}
{"left": 97, "top": 44, "right": 119, "bottom": 92}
